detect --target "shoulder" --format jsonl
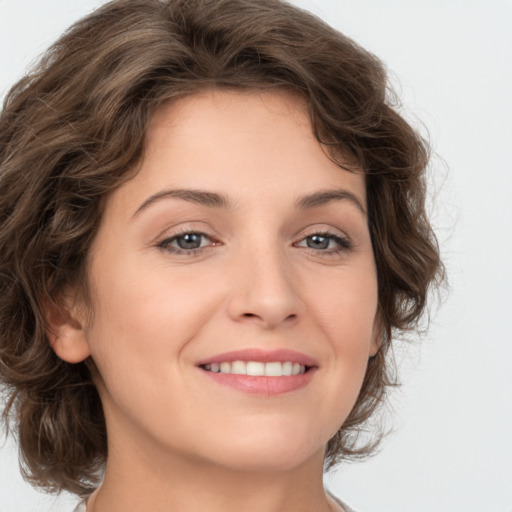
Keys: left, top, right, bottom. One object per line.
{"left": 72, "top": 501, "right": 87, "bottom": 512}
{"left": 328, "top": 491, "right": 359, "bottom": 512}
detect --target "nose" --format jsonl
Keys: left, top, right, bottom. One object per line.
{"left": 226, "top": 244, "right": 302, "bottom": 330}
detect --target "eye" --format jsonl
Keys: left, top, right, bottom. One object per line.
{"left": 157, "top": 231, "right": 216, "bottom": 255}
{"left": 295, "top": 232, "right": 352, "bottom": 254}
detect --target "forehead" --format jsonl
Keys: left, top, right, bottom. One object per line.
{"left": 149, "top": 88, "right": 311, "bottom": 134}
{"left": 106, "top": 89, "right": 367, "bottom": 220}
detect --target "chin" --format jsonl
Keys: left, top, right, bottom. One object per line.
{"left": 192, "top": 420, "right": 330, "bottom": 473}
{"left": 210, "top": 445, "right": 322, "bottom": 474}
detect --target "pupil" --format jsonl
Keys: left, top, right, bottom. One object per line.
{"left": 177, "top": 233, "right": 202, "bottom": 249}
{"left": 308, "top": 235, "right": 329, "bottom": 250}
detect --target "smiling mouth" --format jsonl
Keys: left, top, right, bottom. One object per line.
{"left": 198, "top": 352, "right": 317, "bottom": 395}
{"left": 200, "top": 361, "right": 310, "bottom": 376}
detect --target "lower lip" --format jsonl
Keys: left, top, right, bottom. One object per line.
{"left": 200, "top": 367, "right": 317, "bottom": 395}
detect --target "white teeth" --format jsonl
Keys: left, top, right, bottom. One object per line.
{"left": 204, "top": 361, "right": 307, "bottom": 376}
{"left": 231, "top": 360, "right": 246, "bottom": 375}
{"left": 264, "top": 362, "right": 282, "bottom": 377}
{"left": 246, "top": 361, "right": 265, "bottom": 376}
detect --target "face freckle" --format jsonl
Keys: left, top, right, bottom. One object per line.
{"left": 82, "top": 89, "right": 379, "bottom": 474}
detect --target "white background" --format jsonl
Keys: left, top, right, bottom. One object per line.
{"left": 0, "top": 1, "right": 511, "bottom": 511}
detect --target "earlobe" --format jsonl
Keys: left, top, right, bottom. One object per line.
{"left": 370, "top": 311, "right": 384, "bottom": 358}
{"left": 44, "top": 295, "right": 91, "bottom": 364}
{"left": 369, "top": 338, "right": 380, "bottom": 359}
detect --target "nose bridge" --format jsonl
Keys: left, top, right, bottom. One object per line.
{"left": 227, "top": 233, "right": 301, "bottom": 328}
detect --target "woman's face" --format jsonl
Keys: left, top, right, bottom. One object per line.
{"left": 76, "top": 89, "right": 379, "bottom": 472}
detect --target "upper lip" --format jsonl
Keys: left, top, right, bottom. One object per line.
{"left": 196, "top": 348, "right": 318, "bottom": 368}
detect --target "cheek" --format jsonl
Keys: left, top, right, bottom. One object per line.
{"left": 85, "top": 262, "right": 221, "bottom": 380}
{"left": 310, "top": 265, "right": 378, "bottom": 348}
{"left": 305, "top": 267, "right": 378, "bottom": 419}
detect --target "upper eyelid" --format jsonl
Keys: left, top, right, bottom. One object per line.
{"left": 159, "top": 221, "right": 349, "bottom": 238}
{"left": 154, "top": 223, "right": 217, "bottom": 244}
{"left": 297, "top": 226, "right": 348, "bottom": 238}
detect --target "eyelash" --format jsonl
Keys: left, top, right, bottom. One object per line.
{"left": 156, "top": 230, "right": 219, "bottom": 256}
{"left": 156, "top": 229, "right": 353, "bottom": 257}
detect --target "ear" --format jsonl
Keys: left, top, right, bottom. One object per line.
{"left": 369, "top": 310, "right": 384, "bottom": 358}
{"left": 44, "top": 293, "right": 91, "bottom": 363}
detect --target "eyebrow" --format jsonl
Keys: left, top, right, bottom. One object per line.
{"left": 131, "top": 187, "right": 366, "bottom": 219}
{"left": 132, "top": 189, "right": 231, "bottom": 219}
{"left": 294, "top": 189, "right": 366, "bottom": 215}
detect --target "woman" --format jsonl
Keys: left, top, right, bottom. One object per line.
{"left": 0, "top": 1, "right": 443, "bottom": 511}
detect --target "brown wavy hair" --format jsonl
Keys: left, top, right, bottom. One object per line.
{"left": 0, "top": 0, "right": 443, "bottom": 497}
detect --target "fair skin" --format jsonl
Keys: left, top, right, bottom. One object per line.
{"left": 49, "top": 89, "right": 379, "bottom": 512}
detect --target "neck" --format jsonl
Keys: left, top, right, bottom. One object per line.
{"left": 89, "top": 434, "right": 337, "bottom": 512}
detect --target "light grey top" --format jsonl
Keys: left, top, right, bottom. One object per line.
{"left": 330, "top": 492, "right": 357, "bottom": 512}
{"left": 73, "top": 492, "right": 357, "bottom": 512}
